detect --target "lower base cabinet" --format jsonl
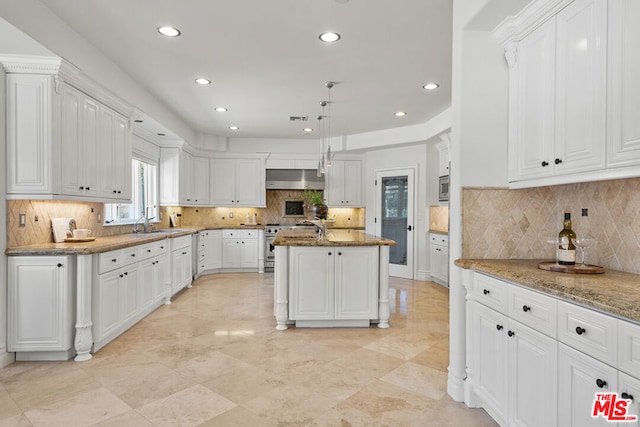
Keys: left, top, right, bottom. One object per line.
{"left": 171, "top": 235, "right": 193, "bottom": 296}
{"left": 222, "top": 229, "right": 260, "bottom": 270}
{"left": 8, "top": 256, "right": 76, "bottom": 360}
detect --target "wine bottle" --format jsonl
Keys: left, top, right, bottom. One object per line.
{"left": 558, "top": 210, "right": 576, "bottom": 265}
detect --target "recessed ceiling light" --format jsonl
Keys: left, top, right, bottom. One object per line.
{"left": 423, "top": 83, "right": 440, "bottom": 90}
{"left": 157, "top": 133, "right": 166, "bottom": 136}
{"left": 303, "top": 128, "right": 313, "bottom": 133}
{"left": 134, "top": 119, "right": 144, "bottom": 123}
{"left": 215, "top": 107, "right": 228, "bottom": 112}
{"left": 394, "top": 111, "right": 407, "bottom": 117}
{"left": 319, "top": 32, "right": 341, "bottom": 43}
{"left": 229, "top": 126, "right": 239, "bottom": 131}
{"left": 195, "top": 78, "right": 211, "bottom": 85}
{"left": 157, "top": 26, "right": 181, "bottom": 37}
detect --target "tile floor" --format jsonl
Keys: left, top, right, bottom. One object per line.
{"left": 0, "top": 273, "right": 496, "bottom": 426}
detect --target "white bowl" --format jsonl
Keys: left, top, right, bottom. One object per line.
{"left": 73, "top": 229, "right": 92, "bottom": 238}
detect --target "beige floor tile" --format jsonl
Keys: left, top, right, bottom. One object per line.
{"left": 197, "top": 406, "right": 276, "bottom": 427}
{"left": 0, "top": 414, "right": 32, "bottom": 427}
{"left": 23, "top": 387, "right": 130, "bottom": 426}
{"left": 421, "top": 395, "right": 498, "bottom": 427}
{"left": 136, "top": 384, "right": 236, "bottom": 427}
{"left": 411, "top": 340, "right": 450, "bottom": 372}
{"left": 381, "top": 361, "right": 448, "bottom": 400}
{"left": 332, "top": 348, "right": 405, "bottom": 379}
{"left": 0, "top": 385, "right": 21, "bottom": 421}
{"left": 90, "top": 409, "right": 154, "bottom": 426}
{"left": 175, "top": 350, "right": 251, "bottom": 383}
{"left": 202, "top": 365, "right": 285, "bottom": 404}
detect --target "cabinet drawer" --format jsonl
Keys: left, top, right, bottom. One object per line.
{"left": 98, "top": 250, "right": 123, "bottom": 274}
{"left": 430, "top": 233, "right": 448, "bottom": 246}
{"left": 619, "top": 319, "right": 640, "bottom": 378}
{"left": 474, "top": 273, "right": 508, "bottom": 313}
{"left": 139, "top": 240, "right": 167, "bottom": 260}
{"left": 122, "top": 246, "right": 141, "bottom": 264}
{"left": 241, "top": 230, "right": 259, "bottom": 238}
{"left": 171, "top": 235, "right": 192, "bottom": 250}
{"left": 558, "top": 301, "right": 617, "bottom": 366}
{"left": 508, "top": 285, "right": 557, "bottom": 338}
{"left": 223, "top": 230, "right": 240, "bottom": 238}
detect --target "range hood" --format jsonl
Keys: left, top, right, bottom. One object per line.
{"left": 266, "top": 169, "right": 324, "bottom": 190}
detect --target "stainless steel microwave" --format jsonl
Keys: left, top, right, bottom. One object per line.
{"left": 439, "top": 175, "right": 449, "bottom": 202}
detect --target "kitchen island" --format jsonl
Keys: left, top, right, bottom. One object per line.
{"left": 272, "top": 229, "right": 395, "bottom": 330}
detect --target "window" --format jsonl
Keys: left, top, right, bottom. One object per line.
{"left": 104, "top": 158, "right": 158, "bottom": 224}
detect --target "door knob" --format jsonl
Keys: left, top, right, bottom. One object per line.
{"left": 407, "top": 225, "right": 413, "bottom": 231}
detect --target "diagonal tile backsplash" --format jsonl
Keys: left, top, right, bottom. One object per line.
{"left": 462, "top": 177, "right": 640, "bottom": 274}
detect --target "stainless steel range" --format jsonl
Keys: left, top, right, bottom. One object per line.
{"left": 264, "top": 223, "right": 314, "bottom": 271}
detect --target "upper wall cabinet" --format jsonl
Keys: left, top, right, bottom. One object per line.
{"left": 325, "top": 159, "right": 363, "bottom": 207}
{"left": 4, "top": 59, "right": 133, "bottom": 201}
{"left": 210, "top": 157, "right": 266, "bottom": 207}
{"left": 495, "top": 0, "right": 640, "bottom": 188}
{"left": 160, "top": 149, "right": 210, "bottom": 206}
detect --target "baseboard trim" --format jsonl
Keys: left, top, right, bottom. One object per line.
{"left": 416, "top": 270, "right": 430, "bottom": 282}
{"left": 0, "top": 351, "right": 15, "bottom": 368}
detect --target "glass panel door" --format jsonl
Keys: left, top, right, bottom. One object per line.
{"left": 381, "top": 176, "right": 408, "bottom": 266}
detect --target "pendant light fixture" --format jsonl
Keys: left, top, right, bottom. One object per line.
{"left": 316, "top": 111, "right": 325, "bottom": 177}
{"left": 325, "top": 81, "right": 335, "bottom": 167}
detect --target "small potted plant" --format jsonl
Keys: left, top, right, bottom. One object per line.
{"left": 303, "top": 188, "right": 328, "bottom": 219}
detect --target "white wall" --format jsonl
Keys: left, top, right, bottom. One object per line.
{"left": 0, "top": 62, "right": 12, "bottom": 367}
{"left": 0, "top": 16, "right": 54, "bottom": 56}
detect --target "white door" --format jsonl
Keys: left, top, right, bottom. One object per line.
{"left": 374, "top": 168, "right": 414, "bottom": 278}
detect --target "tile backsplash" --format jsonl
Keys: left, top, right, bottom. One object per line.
{"left": 7, "top": 190, "right": 365, "bottom": 247}
{"left": 462, "top": 177, "right": 640, "bottom": 274}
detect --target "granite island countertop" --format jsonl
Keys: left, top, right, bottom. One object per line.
{"left": 456, "top": 259, "right": 640, "bottom": 324}
{"left": 273, "top": 228, "right": 395, "bottom": 247}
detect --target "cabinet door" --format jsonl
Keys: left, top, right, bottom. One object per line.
{"left": 507, "top": 320, "right": 558, "bottom": 427}
{"left": 179, "top": 152, "right": 193, "bottom": 204}
{"left": 81, "top": 96, "right": 100, "bottom": 196}
{"left": 192, "top": 156, "right": 210, "bottom": 205}
{"left": 607, "top": 0, "right": 640, "bottom": 168}
{"left": 240, "top": 238, "right": 259, "bottom": 268}
{"left": 120, "top": 266, "right": 139, "bottom": 324}
{"left": 96, "top": 104, "right": 118, "bottom": 198}
{"left": 209, "top": 231, "right": 223, "bottom": 270}
{"left": 6, "top": 74, "right": 53, "bottom": 194}
{"left": 326, "top": 160, "right": 346, "bottom": 206}
{"left": 343, "top": 160, "right": 362, "bottom": 206}
{"left": 430, "top": 244, "right": 442, "bottom": 282}
{"left": 110, "top": 112, "right": 131, "bottom": 200}
{"left": 210, "top": 158, "right": 237, "bottom": 205}
{"left": 59, "top": 84, "right": 84, "bottom": 196}
{"left": 222, "top": 239, "right": 242, "bottom": 268}
{"left": 471, "top": 302, "right": 508, "bottom": 425}
{"left": 558, "top": 343, "right": 618, "bottom": 427}
{"left": 553, "top": 0, "right": 607, "bottom": 175}
{"left": 139, "top": 258, "right": 155, "bottom": 312}
{"left": 335, "top": 247, "right": 378, "bottom": 319}
{"left": 236, "top": 158, "right": 265, "bottom": 206}
{"left": 8, "top": 256, "right": 73, "bottom": 351}
{"left": 510, "top": 18, "right": 556, "bottom": 181}
{"left": 618, "top": 372, "right": 640, "bottom": 425}
{"left": 95, "top": 269, "right": 121, "bottom": 342}
{"left": 289, "top": 247, "right": 334, "bottom": 320}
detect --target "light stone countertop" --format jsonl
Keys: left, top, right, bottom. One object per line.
{"left": 273, "top": 229, "right": 396, "bottom": 247}
{"left": 5, "top": 225, "right": 266, "bottom": 256}
{"left": 456, "top": 259, "right": 640, "bottom": 324}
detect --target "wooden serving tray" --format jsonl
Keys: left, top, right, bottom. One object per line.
{"left": 64, "top": 237, "right": 96, "bottom": 243}
{"left": 538, "top": 261, "right": 604, "bottom": 274}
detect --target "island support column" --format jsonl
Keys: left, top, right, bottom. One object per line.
{"left": 74, "top": 254, "right": 93, "bottom": 361}
{"left": 274, "top": 246, "right": 289, "bottom": 330}
{"left": 377, "top": 245, "right": 390, "bottom": 328}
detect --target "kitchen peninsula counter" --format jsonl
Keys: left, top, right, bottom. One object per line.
{"left": 455, "top": 259, "right": 640, "bottom": 324}
{"left": 273, "top": 229, "right": 395, "bottom": 330}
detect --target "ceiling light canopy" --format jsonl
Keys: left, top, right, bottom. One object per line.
{"left": 195, "top": 78, "right": 211, "bottom": 85}
{"left": 423, "top": 83, "right": 440, "bottom": 90}
{"left": 215, "top": 107, "right": 228, "bottom": 112}
{"left": 157, "top": 26, "right": 181, "bottom": 37}
{"left": 319, "top": 32, "right": 341, "bottom": 43}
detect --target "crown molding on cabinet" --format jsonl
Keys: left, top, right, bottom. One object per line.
{"left": 493, "top": 0, "right": 573, "bottom": 45}
{"left": 0, "top": 54, "right": 61, "bottom": 74}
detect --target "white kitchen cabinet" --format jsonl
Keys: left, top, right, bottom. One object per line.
{"left": 222, "top": 229, "right": 260, "bottom": 270}
{"left": 210, "top": 157, "right": 266, "bottom": 207}
{"left": 499, "top": 0, "right": 609, "bottom": 186}
{"left": 171, "top": 235, "right": 193, "bottom": 295}
{"left": 618, "top": 372, "right": 640, "bottom": 424}
{"left": 139, "top": 255, "right": 164, "bottom": 314}
{"left": 160, "top": 150, "right": 209, "bottom": 206}
{"left": 429, "top": 233, "right": 449, "bottom": 286}
{"left": 436, "top": 137, "right": 450, "bottom": 177}
{"left": 289, "top": 246, "right": 378, "bottom": 323}
{"left": 471, "top": 299, "right": 558, "bottom": 427}
{"left": 558, "top": 343, "right": 617, "bottom": 427}
{"left": 606, "top": 0, "right": 640, "bottom": 168}
{"left": 326, "top": 160, "right": 362, "bottom": 207}
{"left": 8, "top": 256, "right": 76, "bottom": 360}
{"left": 6, "top": 71, "right": 132, "bottom": 201}
{"left": 191, "top": 156, "right": 210, "bottom": 205}
{"left": 198, "top": 230, "right": 222, "bottom": 274}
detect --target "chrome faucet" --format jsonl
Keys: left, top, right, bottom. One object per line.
{"left": 133, "top": 215, "right": 156, "bottom": 233}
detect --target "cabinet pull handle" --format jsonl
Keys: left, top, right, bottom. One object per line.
{"left": 118, "top": 190, "right": 121, "bottom": 194}
{"left": 575, "top": 326, "right": 586, "bottom": 335}
{"left": 622, "top": 392, "right": 634, "bottom": 401}
{"left": 183, "top": 251, "right": 187, "bottom": 255}
{"left": 541, "top": 161, "right": 549, "bottom": 167}
{"left": 113, "top": 190, "right": 117, "bottom": 194}
{"left": 120, "top": 274, "right": 123, "bottom": 278}
{"left": 147, "top": 249, "right": 151, "bottom": 253}
{"left": 483, "top": 289, "right": 490, "bottom": 295}
{"left": 86, "top": 187, "right": 90, "bottom": 191}
{"left": 507, "top": 330, "right": 515, "bottom": 337}
{"left": 57, "top": 263, "right": 63, "bottom": 267}
{"left": 522, "top": 305, "right": 531, "bottom": 312}
{"left": 328, "top": 252, "right": 332, "bottom": 256}
{"left": 596, "top": 379, "right": 607, "bottom": 388}
{"left": 554, "top": 158, "right": 562, "bottom": 165}
{"left": 80, "top": 186, "right": 84, "bottom": 190}
{"left": 161, "top": 246, "right": 164, "bottom": 249}
{"left": 496, "top": 324, "right": 503, "bottom": 331}
{"left": 131, "top": 253, "right": 136, "bottom": 257}
{"left": 124, "top": 272, "right": 128, "bottom": 276}
{"left": 338, "top": 252, "right": 342, "bottom": 256}
{"left": 112, "top": 259, "right": 117, "bottom": 263}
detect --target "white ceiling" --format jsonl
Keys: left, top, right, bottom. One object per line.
{"left": 36, "top": 0, "right": 453, "bottom": 141}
